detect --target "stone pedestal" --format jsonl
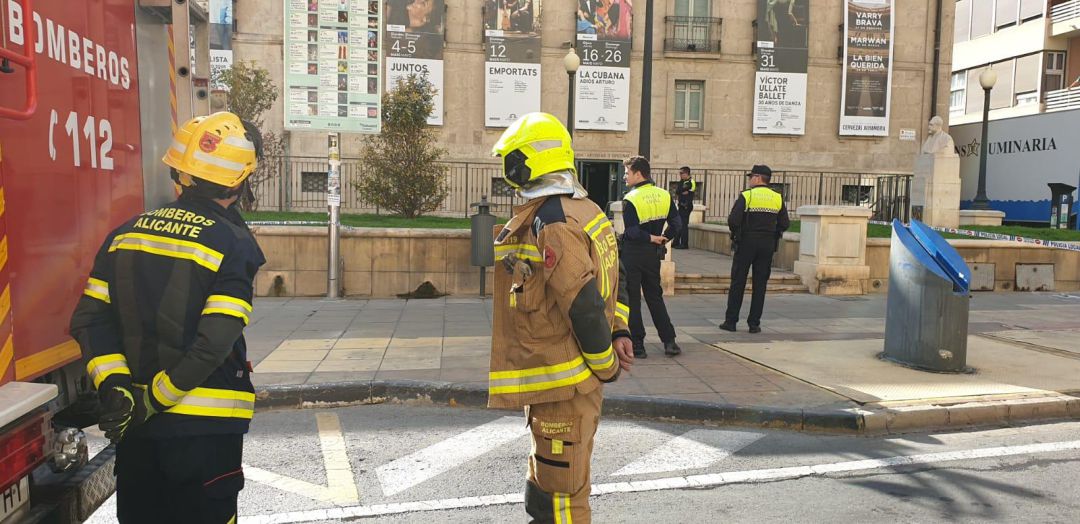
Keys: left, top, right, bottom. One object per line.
{"left": 610, "top": 201, "right": 626, "bottom": 235}
{"left": 959, "top": 209, "right": 1005, "bottom": 226}
{"left": 792, "top": 205, "right": 872, "bottom": 295}
{"left": 689, "top": 204, "right": 706, "bottom": 225}
{"left": 610, "top": 201, "right": 676, "bottom": 296}
{"left": 911, "top": 152, "right": 961, "bottom": 228}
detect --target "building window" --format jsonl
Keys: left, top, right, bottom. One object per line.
{"left": 1045, "top": 51, "right": 1066, "bottom": 92}
{"left": 842, "top": 185, "right": 873, "bottom": 205}
{"left": 664, "top": 0, "right": 720, "bottom": 52}
{"left": 674, "top": 0, "right": 710, "bottom": 21}
{"left": 674, "top": 80, "right": 704, "bottom": 130}
{"left": 996, "top": 0, "right": 1019, "bottom": 29}
{"left": 1015, "top": 91, "right": 1038, "bottom": 105}
{"left": 301, "top": 171, "right": 327, "bottom": 193}
{"left": 970, "top": 0, "right": 994, "bottom": 38}
{"left": 1019, "top": 0, "right": 1043, "bottom": 22}
{"left": 950, "top": 72, "right": 967, "bottom": 114}
{"left": 954, "top": 0, "right": 970, "bottom": 42}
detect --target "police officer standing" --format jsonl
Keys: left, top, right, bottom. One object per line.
{"left": 673, "top": 166, "right": 696, "bottom": 249}
{"left": 489, "top": 113, "right": 635, "bottom": 523}
{"left": 720, "top": 164, "right": 789, "bottom": 334}
{"left": 71, "top": 112, "right": 265, "bottom": 523}
{"left": 620, "top": 156, "right": 682, "bottom": 358}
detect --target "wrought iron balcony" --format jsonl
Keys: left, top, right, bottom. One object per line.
{"left": 664, "top": 16, "right": 722, "bottom": 54}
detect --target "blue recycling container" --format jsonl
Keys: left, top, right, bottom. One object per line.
{"left": 882, "top": 219, "right": 971, "bottom": 372}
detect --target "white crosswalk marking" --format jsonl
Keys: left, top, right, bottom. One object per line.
{"left": 376, "top": 415, "right": 529, "bottom": 497}
{"left": 612, "top": 429, "right": 764, "bottom": 476}
{"left": 245, "top": 412, "right": 360, "bottom": 505}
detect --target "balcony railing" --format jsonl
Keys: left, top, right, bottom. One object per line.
{"left": 1045, "top": 87, "right": 1080, "bottom": 112}
{"left": 1051, "top": 0, "right": 1080, "bottom": 22}
{"left": 664, "top": 17, "right": 722, "bottom": 53}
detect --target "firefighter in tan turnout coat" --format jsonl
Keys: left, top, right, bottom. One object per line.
{"left": 488, "top": 112, "right": 636, "bottom": 523}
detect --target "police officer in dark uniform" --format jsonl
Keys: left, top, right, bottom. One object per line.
{"left": 71, "top": 112, "right": 265, "bottom": 523}
{"left": 720, "top": 164, "right": 789, "bottom": 334}
{"left": 673, "top": 166, "right": 696, "bottom": 249}
{"left": 620, "top": 156, "right": 682, "bottom": 358}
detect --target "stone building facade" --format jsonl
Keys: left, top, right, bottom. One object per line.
{"left": 233, "top": 0, "right": 954, "bottom": 206}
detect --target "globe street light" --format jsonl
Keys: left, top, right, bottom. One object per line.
{"left": 973, "top": 68, "right": 997, "bottom": 210}
{"left": 564, "top": 47, "right": 581, "bottom": 139}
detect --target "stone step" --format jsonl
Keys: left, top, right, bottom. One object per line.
{"left": 674, "top": 282, "right": 809, "bottom": 294}
{"left": 675, "top": 273, "right": 803, "bottom": 285}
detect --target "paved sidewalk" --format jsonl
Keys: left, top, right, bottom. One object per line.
{"left": 246, "top": 295, "right": 849, "bottom": 409}
{"left": 671, "top": 247, "right": 795, "bottom": 276}
{"left": 247, "top": 292, "right": 1080, "bottom": 432}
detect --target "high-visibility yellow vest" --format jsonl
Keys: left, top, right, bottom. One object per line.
{"left": 624, "top": 183, "right": 672, "bottom": 224}
{"left": 742, "top": 186, "right": 783, "bottom": 214}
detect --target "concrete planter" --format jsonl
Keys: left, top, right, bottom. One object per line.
{"left": 250, "top": 226, "right": 493, "bottom": 298}
{"left": 690, "top": 224, "right": 1080, "bottom": 293}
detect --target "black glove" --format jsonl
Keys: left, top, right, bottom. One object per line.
{"left": 130, "top": 386, "right": 160, "bottom": 429}
{"left": 98, "top": 386, "right": 136, "bottom": 443}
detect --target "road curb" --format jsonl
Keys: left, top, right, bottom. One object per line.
{"left": 254, "top": 380, "right": 868, "bottom": 434}
{"left": 255, "top": 381, "right": 1080, "bottom": 435}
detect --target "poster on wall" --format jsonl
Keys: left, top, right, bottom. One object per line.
{"left": 573, "top": 0, "right": 632, "bottom": 131}
{"left": 209, "top": 0, "right": 233, "bottom": 91}
{"left": 283, "top": 0, "right": 382, "bottom": 133}
{"left": 385, "top": 0, "right": 445, "bottom": 125}
{"left": 484, "top": 0, "right": 543, "bottom": 127}
{"left": 839, "top": 0, "right": 894, "bottom": 137}
{"left": 752, "top": 0, "right": 809, "bottom": 135}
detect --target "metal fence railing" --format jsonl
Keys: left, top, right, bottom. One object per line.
{"left": 650, "top": 168, "right": 912, "bottom": 223}
{"left": 250, "top": 157, "right": 912, "bottom": 223}
{"left": 249, "top": 157, "right": 526, "bottom": 218}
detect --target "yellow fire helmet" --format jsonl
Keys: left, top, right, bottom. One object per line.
{"left": 491, "top": 112, "right": 575, "bottom": 188}
{"left": 162, "top": 112, "right": 258, "bottom": 189}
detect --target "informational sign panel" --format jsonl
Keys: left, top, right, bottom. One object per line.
{"left": 284, "top": 0, "right": 382, "bottom": 133}
{"left": 952, "top": 109, "right": 1080, "bottom": 222}
{"left": 484, "top": 0, "right": 543, "bottom": 127}
{"left": 839, "top": 0, "right": 894, "bottom": 137}
{"left": 385, "top": 0, "right": 445, "bottom": 125}
{"left": 209, "top": 0, "right": 233, "bottom": 91}
{"left": 752, "top": 0, "right": 809, "bottom": 135}
{"left": 573, "top": 0, "right": 632, "bottom": 131}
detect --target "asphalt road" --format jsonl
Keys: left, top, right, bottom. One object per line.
{"left": 85, "top": 404, "right": 1080, "bottom": 523}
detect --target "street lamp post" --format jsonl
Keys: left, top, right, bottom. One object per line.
{"left": 973, "top": 68, "right": 997, "bottom": 210}
{"left": 564, "top": 48, "right": 581, "bottom": 139}
{"left": 638, "top": 0, "right": 654, "bottom": 159}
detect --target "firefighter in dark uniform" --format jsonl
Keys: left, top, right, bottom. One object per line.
{"left": 620, "top": 156, "right": 682, "bottom": 358}
{"left": 71, "top": 112, "right": 265, "bottom": 523}
{"left": 673, "top": 166, "right": 696, "bottom": 249}
{"left": 720, "top": 164, "right": 789, "bottom": 334}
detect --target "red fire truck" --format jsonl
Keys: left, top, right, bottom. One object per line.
{"left": 0, "top": 0, "right": 209, "bottom": 520}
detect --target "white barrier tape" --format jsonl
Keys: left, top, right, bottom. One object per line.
{"left": 248, "top": 220, "right": 369, "bottom": 232}
{"left": 248, "top": 221, "right": 330, "bottom": 226}
{"left": 869, "top": 220, "right": 1080, "bottom": 253}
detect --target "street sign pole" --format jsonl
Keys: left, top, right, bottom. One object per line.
{"left": 327, "top": 133, "right": 342, "bottom": 299}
